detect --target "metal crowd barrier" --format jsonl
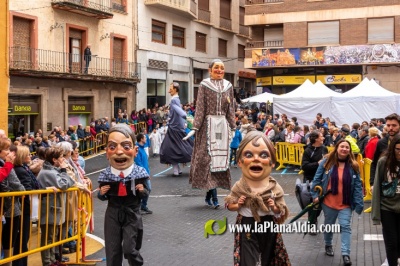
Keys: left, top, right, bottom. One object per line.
{"left": 129, "top": 122, "right": 147, "bottom": 134}
{"left": 77, "top": 132, "right": 108, "bottom": 156}
{"left": 275, "top": 142, "right": 305, "bottom": 170}
{"left": 0, "top": 185, "right": 94, "bottom": 265}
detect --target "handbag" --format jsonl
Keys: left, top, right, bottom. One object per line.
{"left": 381, "top": 178, "right": 398, "bottom": 198}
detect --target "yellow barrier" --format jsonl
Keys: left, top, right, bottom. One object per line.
{"left": 275, "top": 142, "right": 305, "bottom": 170}
{"left": 0, "top": 187, "right": 94, "bottom": 265}
{"left": 363, "top": 158, "right": 372, "bottom": 202}
{"left": 356, "top": 154, "right": 364, "bottom": 187}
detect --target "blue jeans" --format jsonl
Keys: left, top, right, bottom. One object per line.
{"left": 141, "top": 179, "right": 152, "bottom": 209}
{"left": 322, "top": 204, "right": 352, "bottom": 255}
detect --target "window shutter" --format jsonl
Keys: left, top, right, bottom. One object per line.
{"left": 196, "top": 32, "right": 206, "bottom": 52}
{"left": 238, "top": 44, "right": 245, "bottom": 61}
{"left": 239, "top": 7, "right": 245, "bottom": 25}
{"left": 220, "top": 0, "right": 231, "bottom": 19}
{"left": 218, "top": 39, "right": 227, "bottom": 57}
{"left": 13, "top": 17, "right": 31, "bottom": 47}
{"left": 308, "top": 21, "right": 339, "bottom": 46}
{"left": 198, "top": 0, "right": 209, "bottom": 11}
{"left": 368, "top": 18, "right": 394, "bottom": 43}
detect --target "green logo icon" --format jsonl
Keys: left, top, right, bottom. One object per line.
{"left": 204, "top": 217, "right": 227, "bottom": 238}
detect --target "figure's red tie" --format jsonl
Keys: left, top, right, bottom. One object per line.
{"left": 118, "top": 171, "right": 127, "bottom": 196}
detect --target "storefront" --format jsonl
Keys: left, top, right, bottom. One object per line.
{"left": 68, "top": 103, "right": 92, "bottom": 127}
{"left": 238, "top": 70, "right": 256, "bottom": 98}
{"left": 8, "top": 102, "right": 39, "bottom": 139}
{"left": 256, "top": 66, "right": 362, "bottom": 95}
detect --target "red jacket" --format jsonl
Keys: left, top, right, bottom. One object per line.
{"left": 0, "top": 162, "right": 13, "bottom": 182}
{"left": 364, "top": 136, "right": 379, "bottom": 160}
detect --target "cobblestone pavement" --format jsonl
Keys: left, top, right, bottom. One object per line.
{"left": 85, "top": 154, "right": 386, "bottom": 266}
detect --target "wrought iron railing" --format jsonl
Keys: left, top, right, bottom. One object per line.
{"left": 239, "top": 24, "right": 250, "bottom": 36}
{"left": 51, "top": 0, "right": 113, "bottom": 13}
{"left": 198, "top": 9, "right": 210, "bottom": 23}
{"left": 220, "top": 17, "right": 232, "bottom": 31}
{"left": 246, "top": 40, "right": 284, "bottom": 48}
{"left": 246, "top": 0, "right": 283, "bottom": 4}
{"left": 9, "top": 47, "right": 140, "bottom": 80}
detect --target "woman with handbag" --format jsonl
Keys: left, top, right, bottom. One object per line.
{"left": 311, "top": 139, "right": 364, "bottom": 266}
{"left": 372, "top": 134, "right": 400, "bottom": 266}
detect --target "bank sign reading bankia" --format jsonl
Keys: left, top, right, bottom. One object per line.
{"left": 251, "top": 44, "right": 400, "bottom": 67}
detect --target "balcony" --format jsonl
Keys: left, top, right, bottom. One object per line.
{"left": 51, "top": 0, "right": 113, "bottom": 19}
{"left": 219, "top": 17, "right": 232, "bottom": 32}
{"left": 9, "top": 47, "right": 141, "bottom": 82}
{"left": 238, "top": 24, "right": 250, "bottom": 37}
{"left": 144, "top": 0, "right": 197, "bottom": 19}
{"left": 245, "top": 0, "right": 283, "bottom": 4}
{"left": 246, "top": 40, "right": 283, "bottom": 48}
{"left": 197, "top": 9, "right": 211, "bottom": 24}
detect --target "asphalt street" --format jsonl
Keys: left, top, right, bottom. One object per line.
{"left": 84, "top": 153, "right": 386, "bottom": 266}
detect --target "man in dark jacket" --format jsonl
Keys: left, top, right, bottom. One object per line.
{"left": 357, "top": 126, "right": 370, "bottom": 156}
{"left": 84, "top": 44, "right": 91, "bottom": 74}
{"left": 370, "top": 113, "right": 400, "bottom": 187}
{"left": 76, "top": 124, "right": 85, "bottom": 140}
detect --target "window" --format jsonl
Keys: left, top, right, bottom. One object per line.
{"left": 194, "top": 69, "right": 203, "bottom": 84}
{"left": 112, "top": 0, "right": 126, "bottom": 12}
{"left": 196, "top": 32, "right": 207, "bottom": 53}
{"left": 147, "top": 79, "right": 166, "bottom": 107}
{"left": 308, "top": 21, "right": 339, "bottom": 46}
{"left": 238, "top": 44, "right": 245, "bottom": 61}
{"left": 220, "top": 0, "right": 231, "bottom": 19}
{"left": 218, "top": 38, "right": 227, "bottom": 57}
{"left": 198, "top": 0, "right": 209, "bottom": 11}
{"left": 368, "top": 17, "right": 394, "bottom": 43}
{"left": 152, "top": 20, "right": 166, "bottom": 44}
{"left": 239, "top": 7, "right": 245, "bottom": 25}
{"left": 172, "top": 25, "right": 185, "bottom": 48}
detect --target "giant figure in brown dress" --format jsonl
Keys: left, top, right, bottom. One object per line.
{"left": 185, "top": 59, "right": 236, "bottom": 208}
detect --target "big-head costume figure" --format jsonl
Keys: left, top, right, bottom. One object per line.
{"left": 186, "top": 59, "right": 236, "bottom": 208}
{"left": 97, "top": 124, "right": 150, "bottom": 266}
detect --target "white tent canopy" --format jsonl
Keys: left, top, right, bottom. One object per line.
{"left": 241, "top": 92, "right": 277, "bottom": 103}
{"left": 330, "top": 78, "right": 400, "bottom": 125}
{"left": 273, "top": 80, "right": 341, "bottom": 126}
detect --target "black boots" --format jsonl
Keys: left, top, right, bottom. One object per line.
{"left": 342, "top": 255, "right": 352, "bottom": 265}
{"left": 325, "top": 245, "right": 334, "bottom": 256}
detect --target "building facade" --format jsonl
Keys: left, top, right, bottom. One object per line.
{"left": 8, "top": 0, "right": 140, "bottom": 138}
{"left": 137, "top": 0, "right": 254, "bottom": 110}
{"left": 244, "top": 0, "right": 400, "bottom": 94}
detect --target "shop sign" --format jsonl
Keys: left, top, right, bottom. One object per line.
{"left": 10, "top": 103, "right": 39, "bottom": 114}
{"left": 273, "top": 75, "right": 315, "bottom": 85}
{"left": 317, "top": 75, "right": 361, "bottom": 84}
{"left": 68, "top": 104, "right": 92, "bottom": 113}
{"left": 256, "top": 77, "right": 272, "bottom": 86}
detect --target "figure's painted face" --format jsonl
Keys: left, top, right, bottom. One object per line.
{"left": 106, "top": 132, "right": 137, "bottom": 170}
{"left": 209, "top": 62, "right": 225, "bottom": 80}
{"left": 238, "top": 138, "right": 274, "bottom": 181}
{"left": 168, "top": 84, "right": 177, "bottom": 96}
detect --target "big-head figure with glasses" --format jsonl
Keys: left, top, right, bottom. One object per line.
{"left": 97, "top": 124, "right": 150, "bottom": 266}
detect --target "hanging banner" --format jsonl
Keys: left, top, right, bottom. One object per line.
{"left": 251, "top": 44, "right": 400, "bottom": 67}
{"left": 317, "top": 75, "right": 362, "bottom": 84}
{"left": 273, "top": 75, "right": 315, "bottom": 85}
